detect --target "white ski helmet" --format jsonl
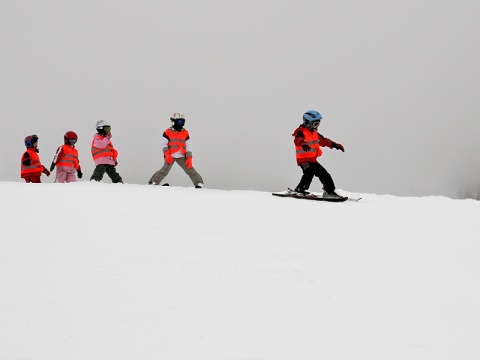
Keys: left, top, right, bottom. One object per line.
{"left": 170, "top": 112, "right": 185, "bottom": 121}
{"left": 96, "top": 120, "right": 111, "bottom": 129}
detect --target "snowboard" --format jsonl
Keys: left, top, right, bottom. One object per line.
{"left": 272, "top": 188, "right": 361, "bottom": 202}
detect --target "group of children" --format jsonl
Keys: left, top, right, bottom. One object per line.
{"left": 20, "top": 110, "right": 344, "bottom": 196}
{"left": 20, "top": 113, "right": 204, "bottom": 187}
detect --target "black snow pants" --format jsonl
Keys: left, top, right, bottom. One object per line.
{"left": 296, "top": 161, "right": 335, "bottom": 193}
{"left": 90, "top": 164, "right": 123, "bottom": 183}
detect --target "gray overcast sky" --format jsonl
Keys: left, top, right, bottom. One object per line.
{"left": 1, "top": 0, "right": 479, "bottom": 197}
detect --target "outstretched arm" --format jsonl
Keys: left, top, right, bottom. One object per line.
{"left": 318, "top": 133, "right": 344, "bottom": 152}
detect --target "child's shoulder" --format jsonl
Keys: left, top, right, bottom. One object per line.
{"left": 293, "top": 125, "right": 305, "bottom": 135}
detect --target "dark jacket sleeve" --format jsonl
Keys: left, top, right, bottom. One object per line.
{"left": 22, "top": 151, "right": 31, "bottom": 166}
{"left": 293, "top": 130, "right": 306, "bottom": 146}
{"left": 318, "top": 133, "right": 334, "bottom": 148}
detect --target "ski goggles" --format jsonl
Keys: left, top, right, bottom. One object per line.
{"left": 67, "top": 138, "right": 77, "bottom": 144}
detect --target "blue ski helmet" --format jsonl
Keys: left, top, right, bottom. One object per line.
{"left": 303, "top": 110, "right": 322, "bottom": 124}
{"left": 24, "top": 134, "right": 39, "bottom": 148}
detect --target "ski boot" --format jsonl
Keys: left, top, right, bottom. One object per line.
{"left": 294, "top": 185, "right": 310, "bottom": 195}
{"left": 323, "top": 190, "right": 342, "bottom": 198}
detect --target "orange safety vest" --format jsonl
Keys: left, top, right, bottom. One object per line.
{"left": 164, "top": 128, "right": 189, "bottom": 155}
{"left": 91, "top": 134, "right": 118, "bottom": 161}
{"left": 56, "top": 145, "right": 80, "bottom": 169}
{"left": 293, "top": 126, "right": 323, "bottom": 164}
{"left": 21, "top": 149, "right": 43, "bottom": 177}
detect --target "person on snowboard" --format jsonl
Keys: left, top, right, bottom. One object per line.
{"left": 20, "top": 134, "right": 50, "bottom": 183}
{"left": 90, "top": 120, "right": 123, "bottom": 183}
{"left": 293, "top": 110, "right": 344, "bottom": 197}
{"left": 50, "top": 131, "right": 83, "bottom": 183}
{"left": 148, "top": 112, "right": 204, "bottom": 188}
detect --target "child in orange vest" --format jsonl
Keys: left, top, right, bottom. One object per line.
{"left": 20, "top": 135, "right": 50, "bottom": 183}
{"left": 90, "top": 120, "right": 123, "bottom": 183}
{"left": 50, "top": 131, "right": 83, "bottom": 183}
{"left": 293, "top": 110, "right": 344, "bottom": 196}
{"left": 148, "top": 112, "right": 204, "bottom": 188}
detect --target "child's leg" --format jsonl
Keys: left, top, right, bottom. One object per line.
{"left": 148, "top": 162, "right": 173, "bottom": 185}
{"left": 65, "top": 169, "right": 77, "bottom": 183}
{"left": 28, "top": 176, "right": 41, "bottom": 183}
{"left": 105, "top": 165, "right": 123, "bottom": 183}
{"left": 90, "top": 164, "right": 108, "bottom": 182}
{"left": 295, "top": 162, "right": 315, "bottom": 192}
{"left": 312, "top": 162, "right": 335, "bottom": 193}
{"left": 176, "top": 157, "right": 204, "bottom": 186}
{"left": 55, "top": 168, "right": 68, "bottom": 183}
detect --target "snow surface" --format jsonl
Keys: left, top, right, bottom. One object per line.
{"left": 1, "top": 181, "right": 480, "bottom": 360}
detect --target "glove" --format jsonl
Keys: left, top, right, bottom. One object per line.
{"left": 77, "top": 169, "right": 83, "bottom": 179}
{"left": 43, "top": 167, "right": 50, "bottom": 177}
{"left": 302, "top": 144, "right": 311, "bottom": 152}
{"left": 50, "top": 162, "right": 55, "bottom": 172}
{"left": 301, "top": 162, "right": 310, "bottom": 170}
{"left": 185, "top": 156, "right": 193, "bottom": 169}
{"left": 332, "top": 142, "right": 345, "bottom": 152}
{"left": 165, "top": 153, "right": 174, "bottom": 164}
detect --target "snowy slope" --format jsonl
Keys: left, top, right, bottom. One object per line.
{"left": 1, "top": 181, "right": 479, "bottom": 360}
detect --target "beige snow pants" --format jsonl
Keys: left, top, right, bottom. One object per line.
{"left": 149, "top": 157, "right": 203, "bottom": 186}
